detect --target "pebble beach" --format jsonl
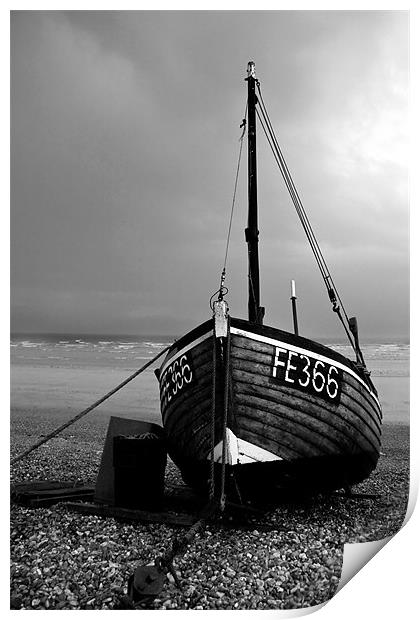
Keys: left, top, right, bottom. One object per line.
{"left": 10, "top": 336, "right": 410, "bottom": 610}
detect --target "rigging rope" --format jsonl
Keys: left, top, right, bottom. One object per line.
{"left": 211, "top": 104, "right": 248, "bottom": 308}
{"left": 247, "top": 261, "right": 258, "bottom": 312}
{"left": 11, "top": 344, "right": 171, "bottom": 465}
{"left": 255, "top": 80, "right": 361, "bottom": 362}
{"left": 222, "top": 115, "right": 247, "bottom": 274}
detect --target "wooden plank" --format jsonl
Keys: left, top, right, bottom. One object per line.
{"left": 236, "top": 425, "right": 303, "bottom": 460}
{"left": 341, "top": 375, "right": 382, "bottom": 427}
{"left": 11, "top": 480, "right": 86, "bottom": 493}
{"left": 168, "top": 419, "right": 212, "bottom": 460}
{"left": 233, "top": 375, "right": 380, "bottom": 453}
{"left": 167, "top": 416, "right": 225, "bottom": 464}
{"left": 20, "top": 486, "right": 94, "bottom": 498}
{"left": 11, "top": 482, "right": 95, "bottom": 507}
{"left": 63, "top": 502, "right": 196, "bottom": 526}
{"left": 189, "top": 338, "right": 214, "bottom": 366}
{"left": 234, "top": 392, "right": 362, "bottom": 454}
{"left": 232, "top": 368, "right": 380, "bottom": 449}
{"left": 164, "top": 381, "right": 227, "bottom": 437}
{"left": 231, "top": 332, "right": 381, "bottom": 425}
{"left": 163, "top": 384, "right": 212, "bottom": 425}
{"left": 236, "top": 418, "right": 377, "bottom": 475}
{"left": 236, "top": 405, "right": 333, "bottom": 459}
{"left": 235, "top": 400, "right": 378, "bottom": 464}
{"left": 231, "top": 364, "right": 381, "bottom": 444}
{"left": 26, "top": 491, "right": 94, "bottom": 507}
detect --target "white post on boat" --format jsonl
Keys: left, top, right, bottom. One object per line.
{"left": 214, "top": 299, "right": 229, "bottom": 338}
{"left": 290, "top": 279, "right": 299, "bottom": 336}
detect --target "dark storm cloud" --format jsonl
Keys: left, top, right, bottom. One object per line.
{"left": 11, "top": 11, "right": 408, "bottom": 338}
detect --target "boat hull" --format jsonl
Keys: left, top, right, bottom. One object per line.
{"left": 158, "top": 317, "right": 382, "bottom": 497}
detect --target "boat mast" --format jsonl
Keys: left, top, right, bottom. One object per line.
{"left": 245, "top": 61, "right": 264, "bottom": 325}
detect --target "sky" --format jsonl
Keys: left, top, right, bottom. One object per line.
{"left": 10, "top": 10, "right": 409, "bottom": 340}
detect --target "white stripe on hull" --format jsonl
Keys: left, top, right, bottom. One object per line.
{"left": 160, "top": 330, "right": 213, "bottom": 374}
{"left": 208, "top": 428, "right": 283, "bottom": 465}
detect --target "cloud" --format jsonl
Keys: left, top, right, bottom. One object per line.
{"left": 11, "top": 11, "right": 409, "bottom": 338}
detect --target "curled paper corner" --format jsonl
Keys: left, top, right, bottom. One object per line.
{"left": 337, "top": 536, "right": 392, "bottom": 594}
{"left": 336, "top": 480, "right": 418, "bottom": 596}
{"left": 402, "top": 478, "right": 418, "bottom": 527}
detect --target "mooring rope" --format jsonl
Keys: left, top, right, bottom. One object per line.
{"left": 11, "top": 344, "right": 171, "bottom": 466}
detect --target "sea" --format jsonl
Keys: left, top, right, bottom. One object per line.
{"left": 10, "top": 334, "right": 409, "bottom": 424}
{"left": 10, "top": 333, "right": 174, "bottom": 370}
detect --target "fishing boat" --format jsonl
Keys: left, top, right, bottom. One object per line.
{"left": 156, "top": 62, "right": 382, "bottom": 501}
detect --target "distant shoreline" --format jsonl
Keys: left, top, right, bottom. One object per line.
{"left": 10, "top": 332, "right": 410, "bottom": 345}
{"left": 10, "top": 332, "right": 178, "bottom": 341}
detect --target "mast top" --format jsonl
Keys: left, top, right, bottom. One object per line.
{"left": 247, "top": 61, "right": 256, "bottom": 80}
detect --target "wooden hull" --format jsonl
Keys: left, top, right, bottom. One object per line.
{"left": 158, "top": 317, "right": 382, "bottom": 497}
